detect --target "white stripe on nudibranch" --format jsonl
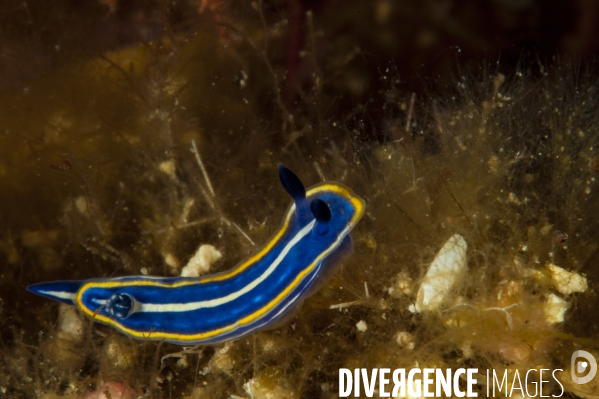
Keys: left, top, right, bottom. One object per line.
{"left": 40, "top": 290, "right": 77, "bottom": 301}
{"left": 139, "top": 220, "right": 317, "bottom": 313}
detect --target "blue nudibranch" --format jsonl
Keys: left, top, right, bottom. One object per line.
{"left": 28, "top": 166, "right": 365, "bottom": 345}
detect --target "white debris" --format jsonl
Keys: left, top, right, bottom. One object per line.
{"left": 394, "top": 331, "right": 415, "bottom": 350}
{"left": 356, "top": 320, "right": 368, "bottom": 332}
{"left": 329, "top": 300, "right": 360, "bottom": 310}
{"left": 58, "top": 303, "right": 84, "bottom": 342}
{"left": 415, "top": 234, "right": 468, "bottom": 312}
{"left": 176, "top": 355, "right": 188, "bottom": 368}
{"left": 547, "top": 263, "right": 588, "bottom": 296}
{"left": 180, "top": 197, "right": 195, "bottom": 223}
{"left": 243, "top": 368, "right": 299, "bottom": 399}
{"left": 209, "top": 342, "right": 236, "bottom": 375}
{"left": 162, "top": 251, "right": 180, "bottom": 274}
{"left": 522, "top": 267, "right": 543, "bottom": 279}
{"left": 181, "top": 244, "right": 223, "bottom": 277}
{"left": 387, "top": 270, "right": 413, "bottom": 298}
{"left": 101, "top": 335, "right": 137, "bottom": 372}
{"left": 159, "top": 159, "right": 176, "bottom": 178}
{"left": 75, "top": 196, "right": 89, "bottom": 216}
{"left": 544, "top": 293, "right": 569, "bottom": 324}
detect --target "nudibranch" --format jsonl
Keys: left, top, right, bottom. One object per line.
{"left": 27, "top": 166, "right": 365, "bottom": 345}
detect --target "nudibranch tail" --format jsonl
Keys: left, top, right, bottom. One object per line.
{"left": 27, "top": 280, "right": 83, "bottom": 307}
{"left": 27, "top": 165, "right": 365, "bottom": 345}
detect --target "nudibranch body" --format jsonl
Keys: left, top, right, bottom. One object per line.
{"left": 28, "top": 166, "right": 365, "bottom": 345}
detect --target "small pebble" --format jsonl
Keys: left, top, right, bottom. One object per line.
{"left": 356, "top": 320, "right": 367, "bottom": 332}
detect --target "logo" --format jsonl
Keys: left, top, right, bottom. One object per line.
{"left": 571, "top": 350, "right": 597, "bottom": 384}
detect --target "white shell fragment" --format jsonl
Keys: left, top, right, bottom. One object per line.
{"left": 356, "top": 320, "right": 368, "bottom": 332}
{"left": 547, "top": 263, "right": 588, "bottom": 296}
{"left": 415, "top": 234, "right": 468, "bottom": 312}
{"left": 180, "top": 244, "right": 223, "bottom": 277}
{"left": 544, "top": 293, "right": 569, "bottom": 324}
{"left": 59, "top": 303, "right": 84, "bottom": 342}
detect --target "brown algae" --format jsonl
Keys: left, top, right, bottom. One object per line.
{"left": 0, "top": 2, "right": 598, "bottom": 399}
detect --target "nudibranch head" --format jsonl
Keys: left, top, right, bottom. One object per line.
{"left": 278, "top": 164, "right": 365, "bottom": 237}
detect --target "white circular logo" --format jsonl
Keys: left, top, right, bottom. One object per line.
{"left": 571, "top": 350, "right": 597, "bottom": 384}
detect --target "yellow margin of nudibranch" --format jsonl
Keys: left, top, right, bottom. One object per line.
{"left": 75, "top": 181, "right": 365, "bottom": 342}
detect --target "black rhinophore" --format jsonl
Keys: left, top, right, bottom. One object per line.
{"left": 310, "top": 198, "right": 332, "bottom": 223}
{"left": 278, "top": 164, "right": 306, "bottom": 202}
